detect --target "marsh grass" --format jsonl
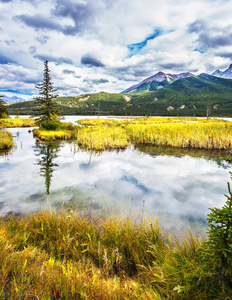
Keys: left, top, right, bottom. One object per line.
{"left": 33, "top": 129, "right": 73, "bottom": 141}
{"left": 0, "top": 118, "right": 35, "bottom": 128}
{"left": 77, "top": 125, "right": 129, "bottom": 150}
{"left": 0, "top": 130, "right": 14, "bottom": 150}
{"left": 77, "top": 118, "right": 232, "bottom": 151}
{"left": 33, "top": 122, "right": 78, "bottom": 141}
{"left": 0, "top": 210, "right": 230, "bottom": 299}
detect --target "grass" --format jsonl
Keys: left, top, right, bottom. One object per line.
{"left": 0, "top": 118, "right": 35, "bottom": 128}
{"left": 0, "top": 130, "right": 14, "bottom": 150}
{"left": 77, "top": 125, "right": 129, "bottom": 150}
{"left": 33, "top": 122, "right": 78, "bottom": 141}
{"left": 76, "top": 117, "right": 232, "bottom": 151}
{"left": 0, "top": 209, "right": 230, "bottom": 299}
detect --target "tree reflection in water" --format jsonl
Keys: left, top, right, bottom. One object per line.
{"left": 34, "top": 142, "right": 62, "bottom": 195}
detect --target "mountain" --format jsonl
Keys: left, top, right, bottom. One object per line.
{"left": 2, "top": 95, "right": 27, "bottom": 103}
{"left": 121, "top": 71, "right": 194, "bottom": 94}
{"left": 130, "top": 73, "right": 232, "bottom": 116}
{"left": 212, "top": 64, "right": 232, "bottom": 79}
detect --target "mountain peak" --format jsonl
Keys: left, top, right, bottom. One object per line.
{"left": 212, "top": 64, "right": 232, "bottom": 79}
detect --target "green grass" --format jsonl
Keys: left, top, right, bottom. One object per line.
{"left": 0, "top": 130, "right": 14, "bottom": 150}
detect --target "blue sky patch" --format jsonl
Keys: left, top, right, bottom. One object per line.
{"left": 127, "top": 28, "right": 162, "bottom": 57}
{"left": 194, "top": 48, "right": 204, "bottom": 54}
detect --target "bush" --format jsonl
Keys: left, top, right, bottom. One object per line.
{"left": 40, "top": 116, "right": 61, "bottom": 130}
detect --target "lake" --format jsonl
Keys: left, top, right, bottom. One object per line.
{"left": 0, "top": 116, "right": 232, "bottom": 234}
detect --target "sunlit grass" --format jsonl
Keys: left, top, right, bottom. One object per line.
{"left": 33, "top": 129, "right": 73, "bottom": 141}
{"left": 0, "top": 118, "right": 35, "bottom": 128}
{"left": 77, "top": 117, "right": 232, "bottom": 150}
{"left": 0, "top": 130, "right": 14, "bottom": 150}
{"left": 0, "top": 210, "right": 206, "bottom": 299}
{"left": 126, "top": 121, "right": 232, "bottom": 149}
{"left": 77, "top": 125, "right": 129, "bottom": 150}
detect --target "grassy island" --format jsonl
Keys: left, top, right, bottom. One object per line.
{"left": 0, "top": 118, "right": 35, "bottom": 128}
{"left": 76, "top": 117, "right": 232, "bottom": 151}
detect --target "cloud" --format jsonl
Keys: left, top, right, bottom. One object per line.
{"left": 81, "top": 54, "right": 105, "bottom": 67}
{"left": 15, "top": 14, "right": 62, "bottom": 31}
{"left": 188, "top": 19, "right": 232, "bottom": 50}
{"left": 36, "top": 35, "right": 49, "bottom": 44}
{"left": 83, "top": 78, "right": 109, "bottom": 85}
{"left": 0, "top": 0, "right": 12, "bottom": 2}
{"left": 0, "top": 53, "right": 16, "bottom": 64}
{"left": 34, "top": 54, "right": 73, "bottom": 65}
{"left": 0, "top": 64, "right": 40, "bottom": 90}
{"left": 62, "top": 69, "right": 75, "bottom": 74}
{"left": 51, "top": 0, "right": 97, "bottom": 35}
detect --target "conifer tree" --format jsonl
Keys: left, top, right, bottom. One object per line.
{"left": 33, "top": 60, "right": 62, "bottom": 129}
{"left": 0, "top": 95, "right": 9, "bottom": 118}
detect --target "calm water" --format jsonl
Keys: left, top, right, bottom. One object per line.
{"left": 1, "top": 117, "right": 232, "bottom": 233}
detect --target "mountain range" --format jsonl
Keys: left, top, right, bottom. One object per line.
{"left": 6, "top": 63, "right": 232, "bottom": 117}
{"left": 2, "top": 95, "right": 26, "bottom": 103}
{"left": 121, "top": 64, "right": 232, "bottom": 94}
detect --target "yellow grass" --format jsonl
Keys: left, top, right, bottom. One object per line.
{"left": 77, "top": 118, "right": 232, "bottom": 150}
{"left": 0, "top": 118, "right": 35, "bottom": 128}
{"left": 33, "top": 129, "right": 72, "bottom": 141}
{"left": 0, "top": 130, "right": 14, "bottom": 150}
{"left": 77, "top": 125, "right": 129, "bottom": 150}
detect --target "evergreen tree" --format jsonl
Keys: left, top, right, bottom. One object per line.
{"left": 33, "top": 60, "right": 62, "bottom": 129}
{"left": 0, "top": 95, "right": 9, "bottom": 118}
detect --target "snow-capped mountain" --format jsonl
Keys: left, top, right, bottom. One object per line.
{"left": 121, "top": 71, "right": 194, "bottom": 93}
{"left": 1, "top": 95, "right": 27, "bottom": 103}
{"left": 212, "top": 64, "right": 232, "bottom": 79}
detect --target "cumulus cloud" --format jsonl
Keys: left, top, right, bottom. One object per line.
{"left": 189, "top": 20, "right": 232, "bottom": 50}
{"left": 81, "top": 54, "right": 105, "bottom": 67}
{"left": 15, "top": 14, "right": 63, "bottom": 31}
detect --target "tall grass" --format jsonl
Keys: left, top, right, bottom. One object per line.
{"left": 126, "top": 121, "right": 232, "bottom": 149}
{"left": 0, "top": 130, "right": 14, "bottom": 150}
{"left": 0, "top": 211, "right": 199, "bottom": 299}
{"left": 77, "top": 118, "right": 232, "bottom": 151}
{"left": 0, "top": 209, "right": 230, "bottom": 299}
{"left": 77, "top": 126, "right": 129, "bottom": 150}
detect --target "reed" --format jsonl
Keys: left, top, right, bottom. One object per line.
{"left": 0, "top": 130, "right": 14, "bottom": 150}
{"left": 0, "top": 118, "right": 35, "bottom": 128}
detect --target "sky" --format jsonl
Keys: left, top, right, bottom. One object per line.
{"left": 0, "top": 0, "right": 232, "bottom": 100}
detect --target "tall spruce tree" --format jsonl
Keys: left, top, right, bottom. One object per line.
{"left": 33, "top": 60, "right": 62, "bottom": 129}
{"left": 0, "top": 95, "right": 9, "bottom": 118}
